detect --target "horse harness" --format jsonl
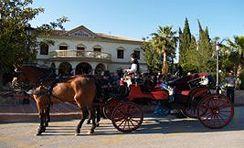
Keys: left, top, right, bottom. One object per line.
{"left": 33, "top": 75, "right": 67, "bottom": 102}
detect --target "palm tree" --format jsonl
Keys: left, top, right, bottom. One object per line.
{"left": 151, "top": 26, "right": 178, "bottom": 74}
{"left": 227, "top": 36, "right": 244, "bottom": 77}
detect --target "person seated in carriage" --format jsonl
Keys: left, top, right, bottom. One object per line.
{"left": 124, "top": 52, "right": 140, "bottom": 74}
{"left": 123, "top": 52, "right": 140, "bottom": 84}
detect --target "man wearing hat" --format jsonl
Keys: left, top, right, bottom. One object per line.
{"left": 124, "top": 52, "right": 140, "bottom": 85}
{"left": 125, "top": 52, "right": 140, "bottom": 74}
{"left": 224, "top": 70, "right": 236, "bottom": 104}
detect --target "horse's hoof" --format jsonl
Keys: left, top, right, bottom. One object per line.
{"left": 44, "top": 122, "right": 49, "bottom": 127}
{"left": 37, "top": 126, "right": 45, "bottom": 134}
{"left": 42, "top": 127, "right": 46, "bottom": 132}
{"left": 75, "top": 133, "right": 79, "bottom": 136}
{"left": 36, "top": 131, "right": 42, "bottom": 136}
{"left": 76, "top": 129, "right": 80, "bottom": 135}
{"left": 96, "top": 123, "right": 100, "bottom": 127}
{"left": 87, "top": 130, "right": 94, "bottom": 135}
{"left": 36, "top": 133, "right": 41, "bottom": 136}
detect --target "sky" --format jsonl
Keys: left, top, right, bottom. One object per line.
{"left": 30, "top": 0, "right": 244, "bottom": 40}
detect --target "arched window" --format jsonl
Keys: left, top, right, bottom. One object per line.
{"left": 117, "top": 47, "right": 125, "bottom": 59}
{"left": 133, "top": 49, "right": 140, "bottom": 59}
{"left": 76, "top": 43, "right": 86, "bottom": 51}
{"left": 93, "top": 45, "right": 102, "bottom": 52}
{"left": 59, "top": 42, "right": 68, "bottom": 50}
{"left": 40, "top": 43, "right": 49, "bottom": 55}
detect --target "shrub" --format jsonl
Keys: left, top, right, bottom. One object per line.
{"left": 239, "top": 70, "right": 244, "bottom": 90}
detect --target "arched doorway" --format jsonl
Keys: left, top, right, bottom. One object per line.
{"left": 95, "top": 63, "right": 106, "bottom": 75}
{"left": 50, "top": 63, "right": 56, "bottom": 74}
{"left": 75, "top": 62, "right": 92, "bottom": 75}
{"left": 58, "top": 62, "right": 72, "bottom": 76}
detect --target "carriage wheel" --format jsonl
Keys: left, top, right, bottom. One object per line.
{"left": 102, "top": 98, "right": 121, "bottom": 120}
{"left": 197, "top": 94, "right": 234, "bottom": 129}
{"left": 118, "top": 85, "right": 128, "bottom": 98}
{"left": 111, "top": 102, "right": 143, "bottom": 133}
{"left": 183, "top": 87, "right": 210, "bottom": 118}
{"left": 182, "top": 107, "right": 198, "bottom": 118}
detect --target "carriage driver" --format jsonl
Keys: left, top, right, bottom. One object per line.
{"left": 124, "top": 52, "right": 140, "bottom": 75}
{"left": 123, "top": 52, "right": 140, "bottom": 85}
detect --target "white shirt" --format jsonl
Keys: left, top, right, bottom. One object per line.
{"left": 225, "top": 76, "right": 236, "bottom": 87}
{"left": 127, "top": 63, "right": 137, "bottom": 73}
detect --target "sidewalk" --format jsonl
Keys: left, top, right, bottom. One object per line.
{"left": 235, "top": 90, "right": 244, "bottom": 105}
{"left": 0, "top": 100, "right": 81, "bottom": 123}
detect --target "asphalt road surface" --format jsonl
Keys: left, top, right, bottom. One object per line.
{"left": 1, "top": 106, "right": 244, "bottom": 148}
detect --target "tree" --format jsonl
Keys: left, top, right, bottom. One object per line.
{"left": 142, "top": 38, "right": 161, "bottom": 73}
{"left": 183, "top": 35, "right": 200, "bottom": 73}
{"left": 151, "top": 26, "right": 178, "bottom": 74}
{"left": 178, "top": 19, "right": 202, "bottom": 74}
{"left": 0, "top": 0, "right": 68, "bottom": 85}
{"left": 179, "top": 18, "right": 192, "bottom": 65}
{"left": 0, "top": 0, "right": 43, "bottom": 72}
{"left": 197, "top": 21, "right": 214, "bottom": 72}
{"left": 227, "top": 36, "right": 244, "bottom": 77}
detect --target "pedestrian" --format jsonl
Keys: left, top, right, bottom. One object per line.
{"left": 236, "top": 77, "right": 242, "bottom": 90}
{"left": 224, "top": 71, "right": 236, "bottom": 104}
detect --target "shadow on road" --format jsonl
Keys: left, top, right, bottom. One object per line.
{"left": 1, "top": 106, "right": 244, "bottom": 136}
{"left": 31, "top": 112, "right": 244, "bottom": 136}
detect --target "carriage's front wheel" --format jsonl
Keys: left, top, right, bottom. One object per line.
{"left": 111, "top": 102, "right": 143, "bottom": 133}
{"left": 118, "top": 85, "right": 129, "bottom": 98}
{"left": 197, "top": 94, "right": 234, "bottom": 129}
{"left": 102, "top": 98, "right": 120, "bottom": 120}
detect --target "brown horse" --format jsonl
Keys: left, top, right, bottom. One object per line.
{"left": 12, "top": 65, "right": 96, "bottom": 136}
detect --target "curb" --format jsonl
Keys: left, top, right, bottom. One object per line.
{"left": 0, "top": 112, "right": 81, "bottom": 123}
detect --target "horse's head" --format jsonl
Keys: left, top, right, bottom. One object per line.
{"left": 12, "top": 66, "right": 40, "bottom": 86}
{"left": 12, "top": 65, "right": 56, "bottom": 88}
{"left": 12, "top": 66, "right": 29, "bottom": 87}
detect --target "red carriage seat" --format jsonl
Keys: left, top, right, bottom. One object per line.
{"left": 180, "top": 90, "right": 191, "bottom": 96}
{"left": 127, "top": 84, "right": 169, "bottom": 101}
{"left": 151, "top": 88, "right": 169, "bottom": 100}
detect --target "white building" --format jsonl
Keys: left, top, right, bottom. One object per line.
{"left": 36, "top": 25, "right": 147, "bottom": 75}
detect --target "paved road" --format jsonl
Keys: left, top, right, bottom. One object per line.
{"left": 1, "top": 106, "right": 244, "bottom": 148}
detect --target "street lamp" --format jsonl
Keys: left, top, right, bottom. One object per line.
{"left": 24, "top": 24, "right": 33, "bottom": 64}
{"left": 215, "top": 39, "right": 226, "bottom": 94}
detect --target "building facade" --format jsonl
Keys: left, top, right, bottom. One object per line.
{"left": 36, "top": 25, "right": 147, "bottom": 75}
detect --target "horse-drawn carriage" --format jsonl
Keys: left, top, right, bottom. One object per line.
{"left": 104, "top": 73, "right": 234, "bottom": 132}
{"left": 12, "top": 65, "right": 234, "bottom": 135}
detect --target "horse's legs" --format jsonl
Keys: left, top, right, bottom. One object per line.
{"left": 76, "top": 107, "right": 87, "bottom": 135}
{"left": 86, "top": 105, "right": 99, "bottom": 125}
{"left": 47, "top": 98, "right": 51, "bottom": 123}
{"left": 37, "top": 109, "right": 45, "bottom": 136}
{"left": 95, "top": 105, "right": 101, "bottom": 127}
{"left": 86, "top": 107, "right": 91, "bottom": 124}
{"left": 44, "top": 105, "right": 50, "bottom": 127}
{"left": 88, "top": 107, "right": 96, "bottom": 134}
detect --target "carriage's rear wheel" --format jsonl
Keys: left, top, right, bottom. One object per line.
{"left": 183, "top": 87, "right": 210, "bottom": 118}
{"left": 197, "top": 94, "right": 234, "bottom": 129}
{"left": 111, "top": 102, "right": 143, "bottom": 133}
{"left": 102, "top": 98, "right": 120, "bottom": 120}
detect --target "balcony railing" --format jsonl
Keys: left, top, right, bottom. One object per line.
{"left": 49, "top": 50, "right": 112, "bottom": 61}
